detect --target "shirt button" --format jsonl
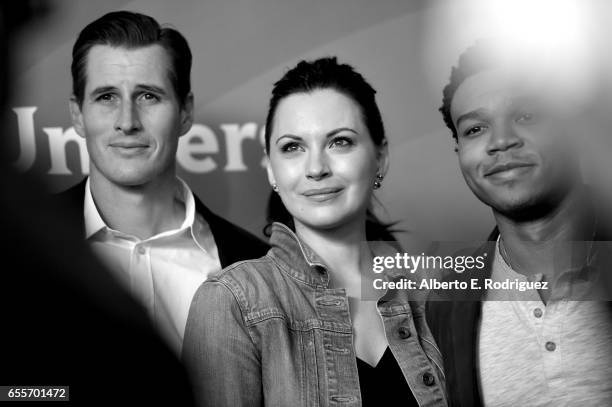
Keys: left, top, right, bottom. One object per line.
{"left": 545, "top": 341, "right": 556, "bottom": 351}
{"left": 398, "top": 326, "right": 411, "bottom": 339}
{"left": 533, "top": 308, "right": 543, "bottom": 318}
{"left": 137, "top": 246, "right": 146, "bottom": 255}
{"left": 422, "top": 372, "right": 435, "bottom": 386}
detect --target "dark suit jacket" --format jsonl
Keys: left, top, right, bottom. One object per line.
{"left": 57, "top": 179, "right": 269, "bottom": 269}
{"left": 425, "top": 229, "right": 497, "bottom": 407}
{"left": 2, "top": 171, "right": 196, "bottom": 406}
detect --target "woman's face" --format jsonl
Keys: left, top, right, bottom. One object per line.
{"left": 267, "top": 88, "right": 387, "bottom": 232}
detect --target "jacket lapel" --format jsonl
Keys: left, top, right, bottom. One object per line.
{"left": 453, "top": 228, "right": 498, "bottom": 407}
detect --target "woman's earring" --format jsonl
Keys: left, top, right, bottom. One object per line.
{"left": 272, "top": 183, "right": 279, "bottom": 192}
{"left": 373, "top": 174, "right": 384, "bottom": 190}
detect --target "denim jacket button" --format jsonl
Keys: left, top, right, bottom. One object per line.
{"left": 422, "top": 372, "right": 435, "bottom": 386}
{"left": 398, "top": 326, "right": 411, "bottom": 339}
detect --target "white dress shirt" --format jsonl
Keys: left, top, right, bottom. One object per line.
{"left": 84, "top": 177, "right": 221, "bottom": 355}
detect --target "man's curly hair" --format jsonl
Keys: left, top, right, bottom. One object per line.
{"left": 439, "top": 41, "right": 498, "bottom": 142}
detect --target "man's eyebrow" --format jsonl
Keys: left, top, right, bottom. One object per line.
{"left": 88, "top": 84, "right": 168, "bottom": 97}
{"left": 135, "top": 84, "right": 167, "bottom": 95}
{"left": 455, "top": 109, "right": 488, "bottom": 127}
{"left": 89, "top": 86, "right": 117, "bottom": 97}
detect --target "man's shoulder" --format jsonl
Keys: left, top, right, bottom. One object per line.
{"left": 192, "top": 195, "right": 269, "bottom": 266}
{"left": 55, "top": 179, "right": 87, "bottom": 205}
{"left": 200, "top": 204, "right": 268, "bottom": 249}
{"left": 53, "top": 178, "right": 87, "bottom": 220}
{"left": 207, "top": 209, "right": 266, "bottom": 247}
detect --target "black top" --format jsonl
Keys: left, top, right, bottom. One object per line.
{"left": 357, "top": 347, "right": 419, "bottom": 406}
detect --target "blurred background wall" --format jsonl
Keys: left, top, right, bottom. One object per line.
{"left": 9, "top": 0, "right": 609, "bottom": 248}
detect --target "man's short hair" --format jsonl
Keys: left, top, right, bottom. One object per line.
{"left": 71, "top": 10, "right": 192, "bottom": 107}
{"left": 439, "top": 41, "right": 498, "bottom": 142}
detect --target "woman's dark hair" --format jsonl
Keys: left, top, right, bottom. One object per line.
{"left": 263, "top": 57, "right": 398, "bottom": 241}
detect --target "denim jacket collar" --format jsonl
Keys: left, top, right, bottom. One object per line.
{"left": 267, "top": 223, "right": 415, "bottom": 313}
{"left": 267, "top": 222, "right": 333, "bottom": 288}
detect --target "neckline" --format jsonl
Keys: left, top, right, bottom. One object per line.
{"left": 356, "top": 347, "right": 391, "bottom": 369}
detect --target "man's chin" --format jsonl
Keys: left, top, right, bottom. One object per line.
{"left": 102, "top": 164, "right": 173, "bottom": 189}
{"left": 107, "top": 173, "right": 156, "bottom": 189}
{"left": 484, "top": 191, "right": 558, "bottom": 222}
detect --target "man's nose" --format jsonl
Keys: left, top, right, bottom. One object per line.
{"left": 114, "top": 100, "right": 142, "bottom": 134}
{"left": 486, "top": 121, "right": 523, "bottom": 154}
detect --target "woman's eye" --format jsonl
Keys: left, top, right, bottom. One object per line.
{"left": 281, "top": 142, "right": 302, "bottom": 153}
{"left": 330, "top": 137, "right": 353, "bottom": 148}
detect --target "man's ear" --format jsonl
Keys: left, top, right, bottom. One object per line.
{"left": 180, "top": 92, "right": 194, "bottom": 137}
{"left": 377, "top": 138, "right": 390, "bottom": 178}
{"left": 69, "top": 96, "right": 85, "bottom": 138}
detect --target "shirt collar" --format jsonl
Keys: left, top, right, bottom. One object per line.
{"left": 267, "top": 222, "right": 401, "bottom": 287}
{"left": 493, "top": 235, "right": 606, "bottom": 300}
{"left": 84, "top": 177, "right": 105, "bottom": 239}
{"left": 84, "top": 176, "right": 197, "bottom": 240}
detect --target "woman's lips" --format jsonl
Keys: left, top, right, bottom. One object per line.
{"left": 302, "top": 187, "right": 344, "bottom": 202}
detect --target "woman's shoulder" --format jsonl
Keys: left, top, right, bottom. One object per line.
{"left": 215, "top": 252, "right": 276, "bottom": 281}
{"left": 202, "top": 253, "right": 287, "bottom": 305}
{"left": 199, "top": 252, "right": 313, "bottom": 323}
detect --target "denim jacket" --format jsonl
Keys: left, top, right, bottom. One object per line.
{"left": 183, "top": 223, "right": 448, "bottom": 407}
